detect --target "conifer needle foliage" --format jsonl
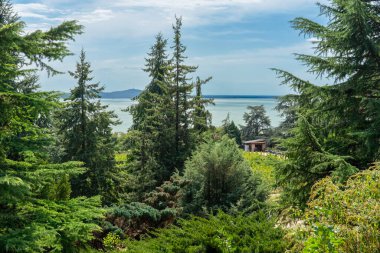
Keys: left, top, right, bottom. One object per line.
{"left": 56, "top": 49, "right": 120, "bottom": 203}
{"left": 274, "top": 0, "right": 380, "bottom": 206}
{"left": 0, "top": 1, "right": 104, "bottom": 251}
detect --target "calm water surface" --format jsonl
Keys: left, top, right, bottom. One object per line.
{"left": 101, "top": 98, "right": 282, "bottom": 132}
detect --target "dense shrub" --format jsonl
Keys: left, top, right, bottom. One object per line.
{"left": 122, "top": 211, "right": 287, "bottom": 253}
{"left": 104, "top": 202, "right": 175, "bottom": 239}
{"left": 243, "top": 152, "right": 281, "bottom": 188}
{"left": 288, "top": 166, "right": 380, "bottom": 252}
{"left": 181, "top": 135, "right": 268, "bottom": 215}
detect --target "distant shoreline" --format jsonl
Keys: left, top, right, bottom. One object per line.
{"left": 62, "top": 89, "right": 280, "bottom": 99}
{"left": 202, "top": 95, "right": 279, "bottom": 99}
{"left": 99, "top": 95, "right": 280, "bottom": 99}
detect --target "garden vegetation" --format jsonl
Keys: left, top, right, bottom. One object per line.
{"left": 0, "top": 0, "right": 379, "bottom": 252}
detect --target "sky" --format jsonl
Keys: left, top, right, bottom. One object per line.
{"left": 13, "top": 0, "right": 328, "bottom": 95}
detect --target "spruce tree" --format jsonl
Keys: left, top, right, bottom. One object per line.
{"left": 57, "top": 49, "right": 119, "bottom": 201}
{"left": 171, "top": 16, "right": 198, "bottom": 169}
{"left": 192, "top": 76, "right": 214, "bottom": 136}
{"left": 0, "top": 1, "right": 103, "bottom": 251}
{"left": 274, "top": 0, "right": 380, "bottom": 206}
{"left": 126, "top": 20, "right": 213, "bottom": 202}
{"left": 222, "top": 114, "right": 242, "bottom": 145}
{"left": 127, "top": 33, "right": 176, "bottom": 201}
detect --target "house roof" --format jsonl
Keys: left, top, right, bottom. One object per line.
{"left": 243, "top": 139, "right": 266, "bottom": 144}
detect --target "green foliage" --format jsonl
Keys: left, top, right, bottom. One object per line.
{"left": 47, "top": 173, "right": 72, "bottom": 201}
{"left": 243, "top": 151, "right": 281, "bottom": 187}
{"left": 274, "top": 0, "right": 380, "bottom": 206}
{"left": 276, "top": 116, "right": 358, "bottom": 207}
{"left": 221, "top": 114, "right": 242, "bottom": 145}
{"left": 288, "top": 166, "right": 380, "bottom": 253}
{"left": 105, "top": 173, "right": 188, "bottom": 240}
{"left": 144, "top": 172, "right": 188, "bottom": 214}
{"left": 126, "top": 19, "right": 213, "bottom": 202}
{"left": 105, "top": 202, "right": 170, "bottom": 239}
{"left": 303, "top": 225, "right": 343, "bottom": 253}
{"left": 240, "top": 105, "right": 271, "bottom": 141}
{"left": 56, "top": 50, "right": 120, "bottom": 202}
{"left": 0, "top": 171, "right": 104, "bottom": 252}
{"left": 181, "top": 135, "right": 267, "bottom": 215}
{"left": 191, "top": 76, "right": 214, "bottom": 138}
{"left": 126, "top": 33, "right": 176, "bottom": 201}
{"left": 0, "top": 0, "right": 82, "bottom": 161}
{"left": 273, "top": 95, "right": 298, "bottom": 140}
{"left": 103, "top": 233, "right": 123, "bottom": 251}
{"left": 122, "top": 211, "right": 287, "bottom": 253}
{"left": 171, "top": 16, "right": 199, "bottom": 170}
{"left": 0, "top": 2, "right": 106, "bottom": 252}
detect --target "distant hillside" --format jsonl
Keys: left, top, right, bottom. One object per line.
{"left": 61, "top": 89, "right": 142, "bottom": 99}
{"left": 100, "top": 89, "right": 142, "bottom": 98}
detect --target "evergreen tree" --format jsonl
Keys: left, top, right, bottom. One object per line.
{"left": 222, "top": 113, "right": 242, "bottom": 145}
{"left": 171, "top": 16, "right": 198, "bottom": 169}
{"left": 181, "top": 135, "right": 266, "bottom": 215}
{"left": 127, "top": 33, "right": 176, "bottom": 201}
{"left": 240, "top": 105, "right": 271, "bottom": 141}
{"left": 274, "top": 0, "right": 380, "bottom": 206}
{"left": 274, "top": 94, "right": 298, "bottom": 139}
{"left": 126, "top": 20, "right": 213, "bottom": 202}
{"left": 57, "top": 49, "right": 119, "bottom": 201}
{"left": 191, "top": 76, "right": 214, "bottom": 136}
{"left": 0, "top": 1, "right": 103, "bottom": 251}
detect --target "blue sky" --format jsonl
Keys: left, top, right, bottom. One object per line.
{"left": 13, "top": 0, "right": 328, "bottom": 95}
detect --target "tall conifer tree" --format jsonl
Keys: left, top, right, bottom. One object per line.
{"left": 171, "top": 16, "right": 198, "bottom": 169}
{"left": 192, "top": 76, "right": 213, "bottom": 135}
{"left": 0, "top": 1, "right": 103, "bottom": 251}
{"left": 127, "top": 33, "right": 175, "bottom": 200}
{"left": 274, "top": 0, "right": 380, "bottom": 206}
{"left": 57, "top": 50, "right": 119, "bottom": 201}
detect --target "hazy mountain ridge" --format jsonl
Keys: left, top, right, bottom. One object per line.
{"left": 100, "top": 89, "right": 142, "bottom": 98}
{"left": 61, "top": 89, "right": 142, "bottom": 99}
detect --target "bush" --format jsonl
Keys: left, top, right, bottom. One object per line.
{"left": 104, "top": 202, "right": 167, "bottom": 239}
{"left": 181, "top": 135, "right": 267, "bottom": 215}
{"left": 288, "top": 166, "right": 380, "bottom": 252}
{"left": 123, "top": 211, "right": 287, "bottom": 253}
{"left": 243, "top": 152, "right": 281, "bottom": 188}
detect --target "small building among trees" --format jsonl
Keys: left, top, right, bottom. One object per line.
{"left": 243, "top": 139, "right": 267, "bottom": 152}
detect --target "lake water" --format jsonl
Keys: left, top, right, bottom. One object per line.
{"left": 101, "top": 98, "right": 282, "bottom": 132}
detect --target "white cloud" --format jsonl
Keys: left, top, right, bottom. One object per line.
{"left": 15, "top": 0, "right": 325, "bottom": 37}
{"left": 110, "top": 0, "right": 325, "bottom": 26}
{"left": 191, "top": 42, "right": 313, "bottom": 66}
{"left": 14, "top": 3, "right": 58, "bottom": 19}
{"left": 70, "top": 9, "right": 114, "bottom": 24}
{"left": 13, "top": 0, "right": 328, "bottom": 94}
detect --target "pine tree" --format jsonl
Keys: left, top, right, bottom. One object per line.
{"left": 171, "top": 16, "right": 198, "bottom": 169}
{"left": 274, "top": 0, "right": 380, "bottom": 206}
{"left": 57, "top": 49, "right": 119, "bottom": 201}
{"left": 0, "top": 1, "right": 103, "bottom": 251}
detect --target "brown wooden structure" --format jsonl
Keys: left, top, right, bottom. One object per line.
{"left": 243, "top": 139, "right": 267, "bottom": 152}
